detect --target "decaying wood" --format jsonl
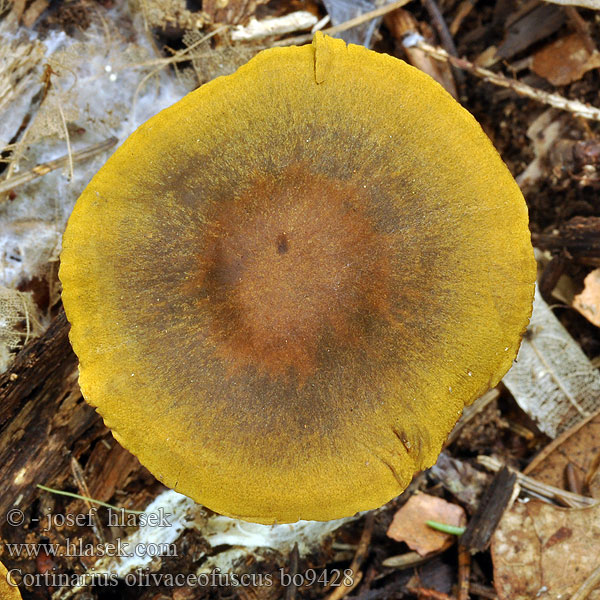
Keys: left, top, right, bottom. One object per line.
{"left": 0, "top": 309, "right": 102, "bottom": 527}
{"left": 460, "top": 467, "right": 517, "bottom": 553}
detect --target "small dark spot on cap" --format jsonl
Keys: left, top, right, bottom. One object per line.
{"left": 276, "top": 233, "right": 289, "bottom": 255}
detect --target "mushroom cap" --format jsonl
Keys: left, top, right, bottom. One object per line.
{"left": 60, "top": 33, "right": 535, "bottom": 524}
{"left": 0, "top": 561, "right": 21, "bottom": 600}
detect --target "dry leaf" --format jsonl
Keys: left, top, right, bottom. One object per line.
{"left": 503, "top": 287, "right": 600, "bottom": 438}
{"left": 525, "top": 407, "right": 600, "bottom": 498}
{"left": 322, "top": 0, "right": 381, "bottom": 47}
{"left": 492, "top": 500, "right": 600, "bottom": 600}
{"left": 387, "top": 493, "right": 466, "bottom": 556}
{"left": 532, "top": 33, "right": 600, "bottom": 86}
{"left": 573, "top": 268, "right": 600, "bottom": 327}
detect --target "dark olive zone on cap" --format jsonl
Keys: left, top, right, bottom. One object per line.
{"left": 104, "top": 129, "right": 458, "bottom": 453}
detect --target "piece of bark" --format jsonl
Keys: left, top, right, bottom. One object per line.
{"left": 533, "top": 216, "right": 600, "bottom": 261}
{"left": 460, "top": 467, "right": 518, "bottom": 552}
{"left": 85, "top": 437, "right": 143, "bottom": 501}
{"left": 0, "top": 309, "right": 102, "bottom": 524}
{"left": 496, "top": 4, "right": 565, "bottom": 61}
{"left": 539, "top": 254, "right": 568, "bottom": 303}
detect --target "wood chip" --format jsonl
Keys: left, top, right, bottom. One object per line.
{"left": 460, "top": 467, "right": 518, "bottom": 553}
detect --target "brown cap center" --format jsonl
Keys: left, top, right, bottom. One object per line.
{"left": 198, "top": 165, "right": 393, "bottom": 378}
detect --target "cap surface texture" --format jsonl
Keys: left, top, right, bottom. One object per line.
{"left": 60, "top": 33, "right": 536, "bottom": 524}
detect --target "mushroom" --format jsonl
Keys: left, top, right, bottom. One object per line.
{"left": 59, "top": 33, "right": 535, "bottom": 524}
{"left": 0, "top": 561, "right": 21, "bottom": 600}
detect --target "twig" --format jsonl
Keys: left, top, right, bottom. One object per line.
{"left": 457, "top": 544, "right": 471, "bottom": 600}
{"left": 37, "top": 484, "right": 144, "bottom": 514}
{"left": 70, "top": 456, "right": 106, "bottom": 544}
{"left": 326, "top": 512, "right": 373, "bottom": 600}
{"left": 404, "top": 37, "right": 600, "bottom": 122}
{"left": 131, "top": 26, "right": 227, "bottom": 118}
{"left": 505, "top": 420, "right": 535, "bottom": 440}
{"left": 566, "top": 462, "right": 584, "bottom": 495}
{"left": 421, "top": 0, "right": 464, "bottom": 88}
{"left": 358, "top": 564, "right": 377, "bottom": 597}
{"left": 0, "top": 137, "right": 118, "bottom": 196}
{"left": 469, "top": 583, "right": 497, "bottom": 599}
{"left": 284, "top": 543, "right": 299, "bottom": 600}
{"left": 449, "top": 0, "right": 477, "bottom": 36}
{"left": 19, "top": 292, "right": 31, "bottom": 346}
{"left": 382, "top": 550, "right": 439, "bottom": 569}
{"left": 477, "top": 456, "right": 598, "bottom": 508}
{"left": 421, "top": 0, "right": 459, "bottom": 57}
{"left": 570, "top": 565, "right": 600, "bottom": 600}
{"left": 406, "top": 584, "right": 455, "bottom": 600}
{"left": 56, "top": 98, "right": 74, "bottom": 181}
{"left": 273, "top": 0, "right": 412, "bottom": 47}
